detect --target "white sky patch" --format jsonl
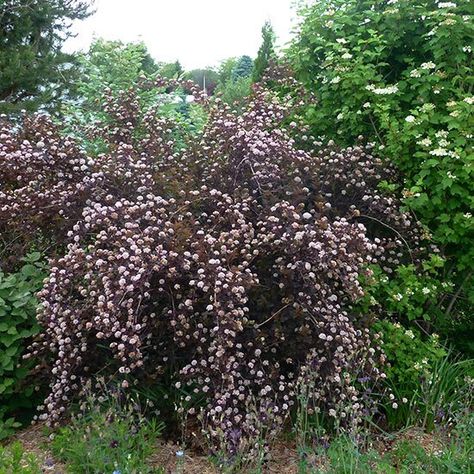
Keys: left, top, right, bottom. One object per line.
{"left": 64, "top": 0, "right": 298, "bottom": 70}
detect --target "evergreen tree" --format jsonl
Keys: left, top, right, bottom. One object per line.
{"left": 252, "top": 21, "right": 276, "bottom": 82}
{"left": 0, "top": 0, "right": 93, "bottom": 114}
{"left": 231, "top": 55, "right": 253, "bottom": 82}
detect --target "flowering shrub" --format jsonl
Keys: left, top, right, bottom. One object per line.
{"left": 357, "top": 255, "right": 446, "bottom": 323}
{"left": 290, "top": 0, "right": 474, "bottom": 318}
{"left": 0, "top": 79, "right": 431, "bottom": 457}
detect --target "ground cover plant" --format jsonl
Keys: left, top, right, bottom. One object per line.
{"left": 50, "top": 392, "right": 165, "bottom": 474}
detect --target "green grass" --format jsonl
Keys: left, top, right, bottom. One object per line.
{"left": 50, "top": 398, "right": 165, "bottom": 474}
{"left": 0, "top": 442, "right": 41, "bottom": 474}
{"left": 296, "top": 414, "right": 474, "bottom": 473}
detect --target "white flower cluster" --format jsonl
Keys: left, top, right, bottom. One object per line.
{"left": 438, "top": 2, "right": 457, "bottom": 8}
{"left": 420, "top": 62, "right": 436, "bottom": 70}
{"left": 366, "top": 84, "right": 399, "bottom": 95}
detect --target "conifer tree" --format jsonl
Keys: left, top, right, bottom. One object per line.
{"left": 0, "top": 0, "right": 92, "bottom": 114}
{"left": 231, "top": 55, "right": 253, "bottom": 82}
{"left": 252, "top": 21, "right": 276, "bottom": 82}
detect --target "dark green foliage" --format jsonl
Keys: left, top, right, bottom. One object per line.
{"left": 0, "top": 0, "right": 92, "bottom": 114}
{"left": 0, "top": 252, "right": 47, "bottom": 439}
{"left": 252, "top": 21, "right": 276, "bottom": 82}
{"left": 231, "top": 55, "right": 253, "bottom": 82}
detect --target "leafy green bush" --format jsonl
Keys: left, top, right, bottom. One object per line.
{"left": 0, "top": 253, "right": 47, "bottom": 439}
{"left": 51, "top": 396, "right": 164, "bottom": 474}
{"left": 290, "top": 0, "right": 474, "bottom": 320}
{"left": 375, "top": 320, "right": 446, "bottom": 395}
{"left": 376, "top": 320, "right": 473, "bottom": 429}
{"left": 358, "top": 254, "right": 446, "bottom": 324}
{"left": 216, "top": 76, "right": 252, "bottom": 109}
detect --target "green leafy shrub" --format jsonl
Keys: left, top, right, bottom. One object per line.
{"left": 290, "top": 0, "right": 474, "bottom": 321}
{"left": 375, "top": 320, "right": 446, "bottom": 395}
{"left": 216, "top": 76, "right": 252, "bottom": 109}
{"left": 376, "top": 320, "right": 473, "bottom": 429}
{"left": 0, "top": 253, "right": 47, "bottom": 439}
{"left": 358, "top": 254, "right": 446, "bottom": 324}
{"left": 51, "top": 395, "right": 164, "bottom": 474}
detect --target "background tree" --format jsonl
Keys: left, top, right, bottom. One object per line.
{"left": 252, "top": 21, "right": 276, "bottom": 82}
{"left": 216, "top": 57, "right": 237, "bottom": 86}
{"left": 158, "top": 60, "right": 183, "bottom": 79}
{"left": 72, "top": 39, "right": 160, "bottom": 101}
{"left": 231, "top": 55, "right": 253, "bottom": 82}
{"left": 185, "top": 68, "right": 219, "bottom": 94}
{"left": 214, "top": 57, "right": 252, "bottom": 107}
{"left": 0, "top": 0, "right": 93, "bottom": 114}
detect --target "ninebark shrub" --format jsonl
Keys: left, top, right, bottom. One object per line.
{"left": 0, "top": 79, "right": 431, "bottom": 457}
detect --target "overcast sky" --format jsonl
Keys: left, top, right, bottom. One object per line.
{"left": 64, "top": 0, "right": 299, "bottom": 70}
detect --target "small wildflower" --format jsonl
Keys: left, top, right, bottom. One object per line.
{"left": 446, "top": 171, "right": 456, "bottom": 180}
